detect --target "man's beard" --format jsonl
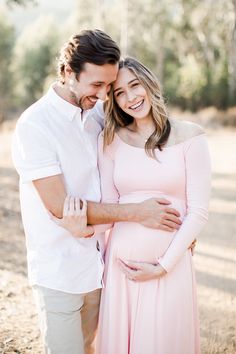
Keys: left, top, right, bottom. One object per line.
{"left": 70, "top": 92, "right": 83, "bottom": 108}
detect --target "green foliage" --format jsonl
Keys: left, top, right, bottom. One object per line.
{"left": 12, "top": 16, "right": 59, "bottom": 107}
{"left": 1, "top": 0, "right": 236, "bottom": 113}
{"left": 0, "top": 8, "right": 15, "bottom": 120}
{"left": 128, "top": 0, "right": 236, "bottom": 110}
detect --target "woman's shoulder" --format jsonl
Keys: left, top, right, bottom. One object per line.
{"left": 167, "top": 118, "right": 205, "bottom": 147}
{"left": 98, "top": 130, "right": 120, "bottom": 158}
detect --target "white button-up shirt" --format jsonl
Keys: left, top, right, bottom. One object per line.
{"left": 12, "top": 85, "right": 105, "bottom": 294}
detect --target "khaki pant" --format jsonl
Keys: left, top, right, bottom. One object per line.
{"left": 33, "top": 286, "right": 101, "bottom": 354}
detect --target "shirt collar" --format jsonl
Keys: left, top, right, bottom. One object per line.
{"left": 46, "top": 84, "right": 82, "bottom": 122}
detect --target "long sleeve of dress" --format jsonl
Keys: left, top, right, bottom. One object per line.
{"left": 93, "top": 133, "right": 120, "bottom": 234}
{"left": 158, "top": 134, "right": 211, "bottom": 273}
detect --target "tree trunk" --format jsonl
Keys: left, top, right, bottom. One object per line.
{"left": 228, "top": 0, "right": 236, "bottom": 104}
{"left": 156, "top": 33, "right": 165, "bottom": 85}
{"left": 96, "top": 0, "right": 106, "bottom": 30}
{"left": 120, "top": 0, "right": 128, "bottom": 55}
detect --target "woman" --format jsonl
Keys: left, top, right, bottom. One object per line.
{"left": 58, "top": 57, "right": 211, "bottom": 354}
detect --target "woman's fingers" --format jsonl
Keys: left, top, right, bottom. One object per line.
{"left": 63, "top": 195, "right": 70, "bottom": 216}
{"left": 75, "top": 197, "right": 82, "bottom": 216}
{"left": 121, "top": 266, "right": 136, "bottom": 280}
{"left": 63, "top": 196, "right": 85, "bottom": 217}
{"left": 81, "top": 199, "right": 87, "bottom": 215}
{"left": 189, "top": 238, "right": 197, "bottom": 255}
{"left": 118, "top": 259, "right": 132, "bottom": 273}
{"left": 68, "top": 196, "right": 75, "bottom": 215}
{"left": 122, "top": 260, "right": 141, "bottom": 270}
{"left": 84, "top": 225, "right": 95, "bottom": 238}
{"left": 117, "top": 259, "right": 139, "bottom": 280}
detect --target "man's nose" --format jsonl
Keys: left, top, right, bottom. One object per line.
{"left": 96, "top": 87, "right": 108, "bottom": 101}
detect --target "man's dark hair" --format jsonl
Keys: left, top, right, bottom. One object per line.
{"left": 58, "top": 29, "right": 120, "bottom": 83}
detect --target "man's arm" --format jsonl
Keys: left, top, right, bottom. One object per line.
{"left": 33, "top": 175, "right": 181, "bottom": 232}
{"left": 33, "top": 175, "right": 66, "bottom": 218}
{"left": 87, "top": 198, "right": 181, "bottom": 232}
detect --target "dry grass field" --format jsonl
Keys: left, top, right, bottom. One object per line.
{"left": 0, "top": 119, "right": 235, "bottom": 354}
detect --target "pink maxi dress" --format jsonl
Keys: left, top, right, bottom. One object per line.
{"left": 96, "top": 132, "right": 211, "bottom": 354}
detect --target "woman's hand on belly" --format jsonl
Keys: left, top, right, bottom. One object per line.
{"left": 117, "top": 259, "right": 167, "bottom": 282}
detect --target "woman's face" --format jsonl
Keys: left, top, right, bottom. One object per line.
{"left": 113, "top": 67, "right": 152, "bottom": 120}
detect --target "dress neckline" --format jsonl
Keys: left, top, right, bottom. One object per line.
{"left": 114, "top": 132, "right": 205, "bottom": 150}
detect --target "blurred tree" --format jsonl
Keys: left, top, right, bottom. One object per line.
{"left": 12, "top": 16, "right": 59, "bottom": 107}
{"left": 0, "top": 0, "right": 234, "bottom": 112}
{"left": 6, "top": 0, "right": 35, "bottom": 6}
{"left": 63, "top": 0, "right": 121, "bottom": 47}
{"left": 0, "top": 7, "right": 15, "bottom": 122}
{"left": 121, "top": 0, "right": 235, "bottom": 110}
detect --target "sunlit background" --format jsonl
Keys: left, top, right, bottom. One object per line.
{"left": 0, "top": 0, "right": 235, "bottom": 116}
{"left": 0, "top": 1, "right": 235, "bottom": 353}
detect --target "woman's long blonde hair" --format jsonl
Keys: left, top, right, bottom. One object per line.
{"left": 103, "top": 57, "right": 170, "bottom": 158}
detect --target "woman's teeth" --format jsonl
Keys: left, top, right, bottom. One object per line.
{"left": 130, "top": 100, "right": 144, "bottom": 110}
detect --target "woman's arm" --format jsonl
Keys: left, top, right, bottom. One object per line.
{"left": 158, "top": 133, "right": 211, "bottom": 272}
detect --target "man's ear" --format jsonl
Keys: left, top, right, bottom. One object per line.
{"left": 65, "top": 64, "right": 73, "bottom": 76}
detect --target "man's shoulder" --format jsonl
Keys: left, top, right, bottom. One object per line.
{"left": 17, "top": 95, "right": 49, "bottom": 128}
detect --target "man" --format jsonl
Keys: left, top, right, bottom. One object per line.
{"left": 12, "top": 30, "right": 182, "bottom": 354}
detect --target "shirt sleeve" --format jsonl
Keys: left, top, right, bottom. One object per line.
{"left": 12, "top": 121, "right": 61, "bottom": 183}
{"left": 158, "top": 134, "right": 211, "bottom": 272}
{"left": 93, "top": 132, "right": 120, "bottom": 234}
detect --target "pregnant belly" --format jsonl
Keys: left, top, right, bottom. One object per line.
{"left": 109, "top": 222, "right": 176, "bottom": 262}
{"left": 107, "top": 192, "right": 186, "bottom": 263}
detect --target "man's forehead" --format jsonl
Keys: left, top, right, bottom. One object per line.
{"left": 82, "top": 62, "right": 118, "bottom": 80}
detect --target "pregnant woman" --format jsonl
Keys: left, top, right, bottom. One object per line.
{"left": 55, "top": 57, "right": 211, "bottom": 354}
{"left": 95, "top": 57, "right": 211, "bottom": 354}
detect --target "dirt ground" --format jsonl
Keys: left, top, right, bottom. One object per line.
{"left": 0, "top": 120, "right": 235, "bottom": 354}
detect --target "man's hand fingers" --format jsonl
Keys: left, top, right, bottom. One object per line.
{"left": 155, "top": 198, "right": 171, "bottom": 205}
{"left": 164, "top": 213, "right": 182, "bottom": 225}
{"left": 164, "top": 207, "right": 181, "bottom": 218}
{"left": 162, "top": 219, "right": 181, "bottom": 230}
{"left": 159, "top": 225, "right": 175, "bottom": 232}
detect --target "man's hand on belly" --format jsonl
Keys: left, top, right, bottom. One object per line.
{"left": 134, "top": 198, "right": 182, "bottom": 231}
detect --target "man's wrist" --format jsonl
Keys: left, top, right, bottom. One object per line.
{"left": 126, "top": 203, "right": 141, "bottom": 223}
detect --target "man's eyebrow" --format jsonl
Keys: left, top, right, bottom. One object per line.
{"left": 113, "top": 79, "right": 138, "bottom": 93}
{"left": 91, "top": 81, "right": 104, "bottom": 84}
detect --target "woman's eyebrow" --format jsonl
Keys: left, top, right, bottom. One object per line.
{"left": 113, "top": 79, "right": 138, "bottom": 93}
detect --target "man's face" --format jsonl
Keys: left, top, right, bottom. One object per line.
{"left": 66, "top": 62, "right": 119, "bottom": 110}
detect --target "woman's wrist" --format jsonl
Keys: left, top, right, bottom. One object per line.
{"left": 73, "top": 225, "right": 94, "bottom": 238}
{"left": 153, "top": 263, "right": 167, "bottom": 278}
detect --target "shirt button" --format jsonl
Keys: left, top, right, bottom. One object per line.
{"left": 96, "top": 241, "right": 100, "bottom": 252}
